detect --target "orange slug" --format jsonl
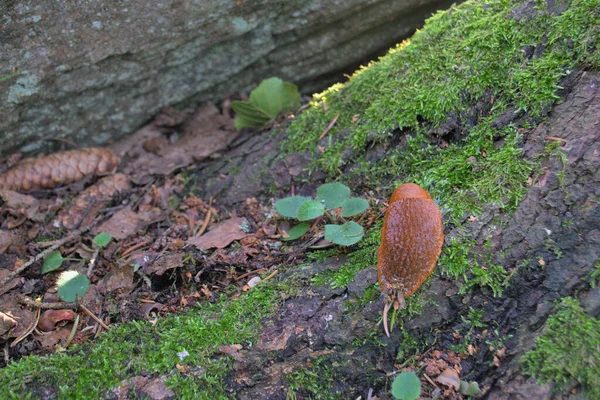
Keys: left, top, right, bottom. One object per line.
{"left": 377, "top": 183, "right": 444, "bottom": 337}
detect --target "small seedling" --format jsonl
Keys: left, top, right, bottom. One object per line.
{"left": 275, "top": 182, "right": 369, "bottom": 246}
{"left": 42, "top": 232, "right": 113, "bottom": 302}
{"left": 391, "top": 371, "right": 421, "bottom": 400}
{"left": 231, "top": 77, "right": 301, "bottom": 129}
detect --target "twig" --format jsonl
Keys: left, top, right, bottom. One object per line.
{"left": 10, "top": 308, "right": 41, "bottom": 347}
{"left": 121, "top": 240, "right": 150, "bottom": 257}
{"left": 0, "top": 223, "right": 93, "bottom": 288}
{"left": 195, "top": 198, "right": 213, "bottom": 236}
{"left": 79, "top": 304, "right": 110, "bottom": 331}
{"left": 262, "top": 269, "right": 279, "bottom": 282}
{"left": 545, "top": 136, "right": 568, "bottom": 143}
{"left": 234, "top": 268, "right": 267, "bottom": 281}
{"left": 423, "top": 373, "right": 440, "bottom": 390}
{"left": 64, "top": 313, "right": 80, "bottom": 348}
{"left": 87, "top": 247, "right": 100, "bottom": 278}
{"left": 74, "top": 197, "right": 97, "bottom": 230}
{"left": 318, "top": 114, "right": 339, "bottom": 140}
{"left": 17, "top": 294, "right": 77, "bottom": 310}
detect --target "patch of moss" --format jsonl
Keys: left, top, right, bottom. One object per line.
{"left": 285, "top": 0, "right": 598, "bottom": 228}
{"left": 521, "top": 297, "right": 600, "bottom": 398}
{"left": 285, "top": 357, "right": 342, "bottom": 400}
{"left": 0, "top": 280, "right": 285, "bottom": 399}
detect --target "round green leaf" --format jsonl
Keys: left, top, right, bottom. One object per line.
{"left": 57, "top": 271, "right": 90, "bottom": 302}
{"left": 391, "top": 372, "right": 421, "bottom": 400}
{"left": 249, "top": 77, "right": 301, "bottom": 118}
{"left": 341, "top": 197, "right": 369, "bottom": 217}
{"left": 42, "top": 251, "right": 65, "bottom": 274}
{"left": 93, "top": 232, "right": 113, "bottom": 248}
{"left": 282, "top": 222, "right": 311, "bottom": 241}
{"left": 316, "top": 182, "right": 350, "bottom": 209}
{"left": 297, "top": 200, "right": 325, "bottom": 221}
{"left": 275, "top": 196, "right": 312, "bottom": 218}
{"left": 324, "top": 221, "right": 364, "bottom": 246}
{"left": 462, "top": 381, "right": 481, "bottom": 396}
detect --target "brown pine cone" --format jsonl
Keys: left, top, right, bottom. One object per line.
{"left": 0, "top": 147, "right": 119, "bottom": 192}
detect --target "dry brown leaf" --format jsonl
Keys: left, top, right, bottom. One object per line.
{"left": 57, "top": 173, "right": 131, "bottom": 229}
{"left": 94, "top": 206, "right": 164, "bottom": 240}
{"left": 0, "top": 230, "right": 17, "bottom": 254}
{"left": 0, "top": 189, "right": 42, "bottom": 221}
{"left": 105, "top": 264, "right": 135, "bottom": 294}
{"left": 37, "top": 309, "right": 76, "bottom": 332}
{"left": 0, "top": 147, "right": 118, "bottom": 192}
{"left": 114, "top": 104, "right": 237, "bottom": 184}
{"left": 186, "top": 217, "right": 248, "bottom": 250}
{"left": 437, "top": 368, "right": 460, "bottom": 390}
{"left": 0, "top": 311, "right": 17, "bottom": 339}
{"left": 144, "top": 252, "right": 183, "bottom": 276}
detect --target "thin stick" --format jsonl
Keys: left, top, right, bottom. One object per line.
{"left": 121, "top": 240, "right": 149, "bottom": 257}
{"left": 318, "top": 114, "right": 339, "bottom": 140}
{"left": 423, "top": 373, "right": 440, "bottom": 390}
{"left": 17, "top": 294, "right": 77, "bottom": 310}
{"left": 545, "top": 136, "right": 568, "bottom": 143}
{"left": 0, "top": 223, "right": 93, "bottom": 287}
{"left": 10, "top": 308, "right": 41, "bottom": 347}
{"left": 262, "top": 269, "right": 278, "bottom": 282}
{"left": 64, "top": 313, "right": 80, "bottom": 348}
{"left": 195, "top": 199, "right": 213, "bottom": 237}
{"left": 235, "top": 268, "right": 267, "bottom": 281}
{"left": 86, "top": 247, "right": 100, "bottom": 278}
{"left": 79, "top": 304, "right": 110, "bottom": 331}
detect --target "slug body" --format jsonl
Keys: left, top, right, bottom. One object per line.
{"left": 377, "top": 183, "right": 444, "bottom": 336}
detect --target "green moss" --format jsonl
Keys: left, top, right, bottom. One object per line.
{"left": 438, "top": 237, "right": 513, "bottom": 297}
{"left": 285, "top": 0, "right": 598, "bottom": 226}
{"left": 285, "top": 358, "right": 343, "bottom": 400}
{"left": 521, "top": 297, "right": 600, "bottom": 398}
{"left": 0, "top": 281, "right": 285, "bottom": 399}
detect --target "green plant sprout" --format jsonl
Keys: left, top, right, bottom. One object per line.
{"left": 231, "top": 77, "right": 301, "bottom": 129}
{"left": 42, "top": 232, "right": 114, "bottom": 302}
{"left": 275, "top": 182, "right": 369, "bottom": 246}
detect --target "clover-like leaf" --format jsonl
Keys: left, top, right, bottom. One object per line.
{"left": 281, "top": 222, "right": 311, "bottom": 241}
{"left": 297, "top": 200, "right": 325, "bottom": 221}
{"left": 391, "top": 371, "right": 421, "bottom": 400}
{"left": 275, "top": 196, "right": 312, "bottom": 219}
{"left": 316, "top": 182, "right": 350, "bottom": 209}
{"left": 341, "top": 197, "right": 369, "bottom": 217}
{"left": 57, "top": 271, "right": 90, "bottom": 302}
{"left": 93, "top": 232, "right": 113, "bottom": 248}
{"left": 42, "top": 251, "right": 65, "bottom": 274}
{"left": 324, "top": 221, "right": 364, "bottom": 246}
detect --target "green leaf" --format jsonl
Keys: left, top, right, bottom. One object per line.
{"left": 57, "top": 271, "right": 90, "bottom": 302}
{"left": 316, "top": 182, "right": 350, "bottom": 209}
{"left": 249, "top": 77, "right": 300, "bottom": 118}
{"left": 391, "top": 372, "right": 421, "bottom": 400}
{"left": 297, "top": 200, "right": 325, "bottom": 221}
{"left": 231, "top": 101, "right": 271, "bottom": 129}
{"left": 341, "top": 197, "right": 369, "bottom": 217}
{"left": 275, "top": 196, "right": 312, "bottom": 218}
{"left": 42, "top": 251, "right": 65, "bottom": 274}
{"left": 460, "top": 381, "right": 481, "bottom": 397}
{"left": 324, "top": 221, "right": 364, "bottom": 246}
{"left": 93, "top": 232, "right": 113, "bottom": 248}
{"left": 231, "top": 77, "right": 300, "bottom": 129}
{"left": 282, "top": 222, "right": 311, "bottom": 241}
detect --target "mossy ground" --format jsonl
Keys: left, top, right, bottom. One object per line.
{"left": 521, "top": 297, "right": 600, "bottom": 398}
{"left": 2, "top": 0, "right": 599, "bottom": 398}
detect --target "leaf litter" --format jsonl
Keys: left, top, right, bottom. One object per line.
{"left": 0, "top": 99, "right": 376, "bottom": 367}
